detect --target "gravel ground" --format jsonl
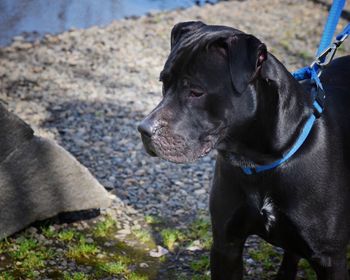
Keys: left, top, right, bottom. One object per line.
{"left": 0, "top": 0, "right": 349, "bottom": 278}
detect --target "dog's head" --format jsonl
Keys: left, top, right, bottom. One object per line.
{"left": 138, "top": 21, "right": 267, "bottom": 163}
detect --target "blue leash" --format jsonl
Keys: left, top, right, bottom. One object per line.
{"left": 317, "top": 0, "right": 346, "bottom": 56}
{"left": 242, "top": 0, "right": 349, "bottom": 175}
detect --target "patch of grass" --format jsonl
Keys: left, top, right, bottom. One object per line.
{"left": 144, "top": 215, "right": 162, "bottom": 225}
{"left": 248, "top": 241, "right": 281, "bottom": 271}
{"left": 93, "top": 215, "right": 116, "bottom": 238}
{"left": 58, "top": 229, "right": 76, "bottom": 242}
{"left": 66, "top": 238, "right": 99, "bottom": 260}
{"left": 0, "top": 272, "right": 16, "bottom": 280}
{"left": 299, "top": 259, "right": 316, "bottom": 280}
{"left": 0, "top": 214, "right": 164, "bottom": 280}
{"left": 158, "top": 218, "right": 212, "bottom": 252}
{"left": 10, "top": 237, "right": 38, "bottom": 259}
{"left": 127, "top": 272, "right": 149, "bottom": 280}
{"left": 98, "top": 261, "right": 128, "bottom": 275}
{"left": 63, "top": 272, "right": 89, "bottom": 280}
{"left": 160, "top": 229, "right": 185, "bottom": 251}
{"left": 20, "top": 252, "right": 46, "bottom": 270}
{"left": 187, "top": 218, "right": 212, "bottom": 250}
{"left": 190, "top": 255, "right": 210, "bottom": 272}
{"left": 41, "top": 226, "right": 57, "bottom": 238}
{"left": 133, "top": 229, "right": 153, "bottom": 244}
{"left": 6, "top": 236, "right": 55, "bottom": 278}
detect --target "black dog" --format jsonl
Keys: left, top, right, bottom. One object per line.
{"left": 138, "top": 21, "right": 350, "bottom": 279}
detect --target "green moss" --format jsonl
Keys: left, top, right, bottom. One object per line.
{"left": 247, "top": 240, "right": 281, "bottom": 278}
{"left": 97, "top": 261, "right": 128, "bottom": 275}
{"left": 0, "top": 272, "right": 16, "bottom": 280}
{"left": 63, "top": 272, "right": 89, "bottom": 280}
{"left": 41, "top": 226, "right": 57, "bottom": 238}
{"left": 299, "top": 259, "right": 316, "bottom": 279}
{"left": 4, "top": 236, "right": 55, "bottom": 278}
{"left": 58, "top": 229, "right": 76, "bottom": 242}
{"left": 160, "top": 229, "right": 185, "bottom": 251}
{"left": 0, "top": 214, "right": 161, "bottom": 279}
{"left": 192, "top": 275, "right": 210, "bottom": 280}
{"left": 190, "top": 256, "right": 210, "bottom": 272}
{"left": 127, "top": 272, "right": 149, "bottom": 280}
{"left": 66, "top": 238, "right": 99, "bottom": 260}
{"left": 9, "top": 237, "right": 38, "bottom": 259}
{"left": 187, "top": 218, "right": 212, "bottom": 250}
{"left": 145, "top": 215, "right": 162, "bottom": 225}
{"left": 92, "top": 215, "right": 116, "bottom": 238}
{"left": 132, "top": 229, "right": 153, "bottom": 244}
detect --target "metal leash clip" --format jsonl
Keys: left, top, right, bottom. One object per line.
{"left": 312, "top": 43, "right": 338, "bottom": 69}
{"left": 311, "top": 24, "right": 350, "bottom": 74}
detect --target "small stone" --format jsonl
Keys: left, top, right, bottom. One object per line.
{"left": 139, "top": 262, "right": 149, "bottom": 268}
{"left": 186, "top": 240, "right": 202, "bottom": 251}
{"left": 26, "top": 227, "right": 38, "bottom": 235}
{"left": 97, "top": 253, "right": 105, "bottom": 259}
{"left": 85, "top": 238, "right": 94, "bottom": 244}
{"left": 194, "top": 189, "right": 206, "bottom": 195}
{"left": 116, "top": 228, "right": 131, "bottom": 235}
{"left": 132, "top": 224, "right": 141, "bottom": 230}
{"left": 149, "top": 245, "right": 169, "bottom": 258}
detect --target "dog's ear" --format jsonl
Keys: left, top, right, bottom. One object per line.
{"left": 226, "top": 34, "right": 267, "bottom": 94}
{"left": 170, "top": 21, "right": 206, "bottom": 49}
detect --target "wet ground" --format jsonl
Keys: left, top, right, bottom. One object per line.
{"left": 0, "top": 0, "right": 218, "bottom": 46}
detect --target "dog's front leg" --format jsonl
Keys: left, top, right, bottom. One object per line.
{"left": 209, "top": 159, "right": 248, "bottom": 279}
{"left": 210, "top": 205, "right": 249, "bottom": 280}
{"left": 210, "top": 238, "right": 246, "bottom": 280}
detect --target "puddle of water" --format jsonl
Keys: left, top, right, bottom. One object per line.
{"left": 0, "top": 0, "right": 219, "bottom": 46}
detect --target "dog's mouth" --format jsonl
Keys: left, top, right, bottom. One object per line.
{"left": 140, "top": 134, "right": 158, "bottom": 157}
{"left": 141, "top": 131, "right": 217, "bottom": 164}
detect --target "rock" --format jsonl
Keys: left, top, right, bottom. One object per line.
{"left": 149, "top": 245, "right": 169, "bottom": 258}
{"left": 194, "top": 189, "right": 206, "bottom": 195}
{"left": 85, "top": 238, "right": 94, "bottom": 244}
{"left": 0, "top": 104, "right": 111, "bottom": 238}
{"left": 186, "top": 240, "right": 202, "bottom": 251}
{"left": 116, "top": 228, "right": 131, "bottom": 235}
{"left": 104, "top": 241, "right": 112, "bottom": 247}
{"left": 139, "top": 262, "right": 149, "bottom": 268}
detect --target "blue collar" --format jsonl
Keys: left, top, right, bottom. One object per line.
{"left": 241, "top": 97, "right": 323, "bottom": 175}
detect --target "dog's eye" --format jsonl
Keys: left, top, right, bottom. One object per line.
{"left": 189, "top": 90, "right": 204, "bottom": 98}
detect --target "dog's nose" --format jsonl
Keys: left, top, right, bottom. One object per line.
{"left": 137, "top": 120, "right": 153, "bottom": 138}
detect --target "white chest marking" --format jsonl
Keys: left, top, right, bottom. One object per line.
{"left": 260, "top": 197, "right": 276, "bottom": 231}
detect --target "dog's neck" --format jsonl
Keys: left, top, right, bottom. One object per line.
{"left": 219, "top": 53, "right": 315, "bottom": 168}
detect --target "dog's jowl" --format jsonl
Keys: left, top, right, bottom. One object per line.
{"left": 138, "top": 21, "right": 350, "bottom": 279}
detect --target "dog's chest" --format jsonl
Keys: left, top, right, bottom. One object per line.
{"left": 247, "top": 193, "right": 277, "bottom": 233}
{"left": 260, "top": 196, "right": 276, "bottom": 231}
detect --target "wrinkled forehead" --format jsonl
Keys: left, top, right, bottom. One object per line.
{"left": 160, "top": 24, "right": 244, "bottom": 82}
